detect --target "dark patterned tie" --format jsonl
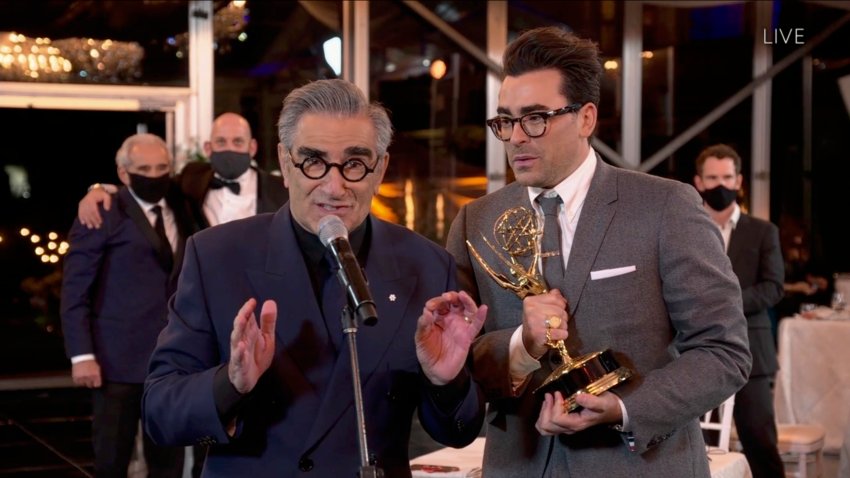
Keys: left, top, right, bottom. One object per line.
{"left": 151, "top": 205, "right": 174, "bottom": 273}
{"left": 536, "top": 194, "right": 564, "bottom": 286}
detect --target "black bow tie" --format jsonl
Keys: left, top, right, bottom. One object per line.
{"left": 210, "top": 176, "right": 240, "bottom": 195}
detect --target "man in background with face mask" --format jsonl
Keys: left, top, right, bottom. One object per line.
{"left": 694, "top": 143, "right": 785, "bottom": 478}
{"left": 60, "top": 133, "right": 191, "bottom": 477}
{"left": 77, "top": 112, "right": 289, "bottom": 231}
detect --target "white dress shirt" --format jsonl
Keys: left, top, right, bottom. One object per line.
{"left": 202, "top": 168, "right": 258, "bottom": 227}
{"left": 717, "top": 203, "right": 741, "bottom": 251}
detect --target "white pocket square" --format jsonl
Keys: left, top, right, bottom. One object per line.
{"left": 590, "top": 265, "right": 636, "bottom": 280}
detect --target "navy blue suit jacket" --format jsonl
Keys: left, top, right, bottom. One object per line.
{"left": 143, "top": 207, "right": 484, "bottom": 478}
{"left": 61, "top": 186, "right": 191, "bottom": 383}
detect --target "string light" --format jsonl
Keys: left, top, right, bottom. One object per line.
{"left": 17, "top": 227, "right": 69, "bottom": 265}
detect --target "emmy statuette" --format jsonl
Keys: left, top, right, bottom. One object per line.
{"left": 467, "top": 207, "right": 632, "bottom": 412}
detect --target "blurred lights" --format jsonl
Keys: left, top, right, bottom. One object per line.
{"left": 429, "top": 59, "right": 447, "bottom": 80}
{"left": 641, "top": 51, "right": 654, "bottom": 59}
{"left": 323, "top": 37, "right": 341, "bottom": 76}
{"left": 604, "top": 60, "right": 619, "bottom": 70}
{"left": 19, "top": 227, "right": 68, "bottom": 264}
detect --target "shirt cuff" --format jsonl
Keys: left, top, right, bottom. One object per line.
{"left": 509, "top": 325, "right": 541, "bottom": 392}
{"left": 612, "top": 395, "right": 630, "bottom": 431}
{"left": 70, "top": 354, "right": 96, "bottom": 364}
{"left": 213, "top": 364, "right": 247, "bottom": 424}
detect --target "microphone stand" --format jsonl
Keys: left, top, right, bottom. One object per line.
{"left": 340, "top": 305, "right": 383, "bottom": 478}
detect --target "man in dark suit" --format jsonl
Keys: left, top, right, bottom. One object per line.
{"left": 141, "top": 79, "right": 486, "bottom": 478}
{"left": 61, "top": 133, "right": 190, "bottom": 477}
{"left": 444, "top": 27, "right": 751, "bottom": 477}
{"left": 78, "top": 112, "right": 288, "bottom": 231}
{"left": 694, "top": 143, "right": 785, "bottom": 478}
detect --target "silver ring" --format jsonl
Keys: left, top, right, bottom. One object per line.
{"left": 463, "top": 315, "right": 471, "bottom": 323}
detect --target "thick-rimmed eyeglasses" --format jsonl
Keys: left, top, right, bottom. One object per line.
{"left": 288, "top": 150, "right": 376, "bottom": 182}
{"left": 486, "top": 103, "right": 583, "bottom": 141}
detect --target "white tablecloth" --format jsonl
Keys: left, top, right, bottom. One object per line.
{"left": 774, "top": 317, "right": 850, "bottom": 453}
{"left": 410, "top": 437, "right": 751, "bottom": 478}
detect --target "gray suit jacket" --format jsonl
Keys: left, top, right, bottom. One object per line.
{"left": 447, "top": 158, "right": 752, "bottom": 477}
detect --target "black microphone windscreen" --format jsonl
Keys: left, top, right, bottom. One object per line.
{"left": 317, "top": 215, "right": 348, "bottom": 246}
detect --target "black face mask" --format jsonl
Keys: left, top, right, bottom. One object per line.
{"left": 700, "top": 185, "right": 738, "bottom": 211}
{"left": 128, "top": 172, "right": 171, "bottom": 203}
{"left": 209, "top": 150, "right": 251, "bottom": 180}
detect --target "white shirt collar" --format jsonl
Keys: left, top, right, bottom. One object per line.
{"left": 527, "top": 147, "right": 597, "bottom": 223}
{"left": 729, "top": 202, "right": 741, "bottom": 228}
{"left": 127, "top": 187, "right": 167, "bottom": 212}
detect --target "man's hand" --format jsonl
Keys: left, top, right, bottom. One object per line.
{"left": 78, "top": 186, "right": 115, "bottom": 229}
{"left": 228, "top": 298, "right": 277, "bottom": 394}
{"left": 521, "top": 289, "right": 569, "bottom": 359}
{"left": 535, "top": 391, "right": 623, "bottom": 435}
{"left": 416, "top": 291, "right": 487, "bottom": 386}
{"left": 71, "top": 359, "right": 102, "bottom": 388}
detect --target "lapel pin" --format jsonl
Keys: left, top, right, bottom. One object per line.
{"left": 389, "top": 294, "right": 397, "bottom": 302}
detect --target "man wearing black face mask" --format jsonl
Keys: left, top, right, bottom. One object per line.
{"left": 180, "top": 112, "right": 289, "bottom": 228}
{"left": 61, "top": 133, "right": 192, "bottom": 478}
{"left": 694, "top": 144, "right": 785, "bottom": 478}
{"left": 78, "top": 113, "right": 289, "bottom": 231}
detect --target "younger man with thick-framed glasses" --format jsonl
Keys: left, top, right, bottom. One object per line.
{"left": 141, "top": 79, "right": 486, "bottom": 478}
{"left": 442, "top": 26, "right": 752, "bottom": 477}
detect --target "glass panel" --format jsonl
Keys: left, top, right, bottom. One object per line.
{"left": 211, "top": 1, "right": 340, "bottom": 172}
{"left": 0, "top": 1, "right": 190, "bottom": 85}
{"left": 369, "top": 0, "right": 488, "bottom": 244}
{"left": 0, "top": 108, "right": 167, "bottom": 375}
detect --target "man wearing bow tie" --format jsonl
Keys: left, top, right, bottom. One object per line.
{"left": 77, "top": 113, "right": 289, "bottom": 231}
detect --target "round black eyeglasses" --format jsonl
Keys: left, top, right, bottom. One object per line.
{"left": 486, "top": 103, "right": 583, "bottom": 141}
{"left": 288, "top": 151, "right": 376, "bottom": 182}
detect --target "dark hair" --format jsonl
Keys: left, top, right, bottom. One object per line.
{"left": 695, "top": 144, "right": 742, "bottom": 175}
{"left": 502, "top": 27, "right": 602, "bottom": 107}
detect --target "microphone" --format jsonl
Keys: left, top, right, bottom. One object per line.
{"left": 317, "top": 215, "right": 378, "bottom": 326}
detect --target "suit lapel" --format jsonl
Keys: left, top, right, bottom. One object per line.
{"left": 562, "top": 158, "right": 618, "bottom": 314}
{"left": 182, "top": 166, "right": 214, "bottom": 229}
{"left": 166, "top": 187, "right": 193, "bottom": 285}
{"left": 726, "top": 214, "right": 748, "bottom": 268}
{"left": 304, "top": 216, "right": 414, "bottom": 449}
{"left": 119, "top": 187, "right": 172, "bottom": 272}
{"left": 255, "top": 168, "right": 272, "bottom": 214}
{"left": 245, "top": 208, "right": 330, "bottom": 398}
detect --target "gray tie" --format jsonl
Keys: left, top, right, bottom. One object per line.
{"left": 536, "top": 194, "right": 564, "bottom": 285}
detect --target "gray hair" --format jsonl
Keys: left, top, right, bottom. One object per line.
{"left": 115, "top": 133, "right": 171, "bottom": 168}
{"left": 277, "top": 79, "right": 393, "bottom": 157}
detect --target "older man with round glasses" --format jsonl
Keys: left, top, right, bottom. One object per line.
{"left": 142, "top": 79, "right": 487, "bottom": 478}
